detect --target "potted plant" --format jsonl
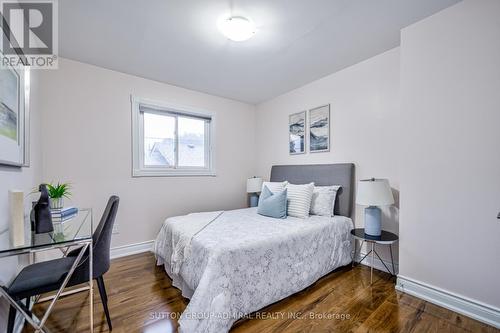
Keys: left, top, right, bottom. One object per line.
{"left": 46, "top": 182, "right": 72, "bottom": 210}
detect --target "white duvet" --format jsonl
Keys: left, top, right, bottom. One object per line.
{"left": 154, "top": 207, "right": 353, "bottom": 333}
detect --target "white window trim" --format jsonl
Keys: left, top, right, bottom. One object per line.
{"left": 131, "top": 96, "right": 216, "bottom": 177}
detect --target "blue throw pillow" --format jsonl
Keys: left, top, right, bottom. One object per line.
{"left": 257, "top": 186, "right": 287, "bottom": 219}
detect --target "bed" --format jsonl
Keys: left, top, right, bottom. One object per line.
{"left": 154, "top": 163, "right": 355, "bottom": 333}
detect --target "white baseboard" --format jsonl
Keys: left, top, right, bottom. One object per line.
{"left": 355, "top": 251, "right": 399, "bottom": 275}
{"left": 110, "top": 240, "right": 154, "bottom": 259}
{"left": 396, "top": 275, "right": 500, "bottom": 329}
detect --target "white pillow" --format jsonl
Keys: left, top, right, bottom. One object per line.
{"left": 261, "top": 181, "right": 288, "bottom": 193}
{"left": 310, "top": 185, "right": 341, "bottom": 217}
{"left": 286, "top": 183, "right": 315, "bottom": 218}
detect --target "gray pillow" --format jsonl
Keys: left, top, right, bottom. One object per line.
{"left": 257, "top": 186, "right": 287, "bottom": 219}
{"left": 310, "top": 185, "right": 341, "bottom": 217}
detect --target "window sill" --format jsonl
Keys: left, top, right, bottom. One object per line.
{"left": 132, "top": 169, "right": 216, "bottom": 177}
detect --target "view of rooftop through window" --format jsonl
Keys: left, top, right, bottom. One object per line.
{"left": 178, "top": 117, "right": 205, "bottom": 167}
{"left": 143, "top": 112, "right": 206, "bottom": 168}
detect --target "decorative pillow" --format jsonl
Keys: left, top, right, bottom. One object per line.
{"left": 310, "top": 185, "right": 341, "bottom": 217}
{"left": 257, "top": 186, "right": 287, "bottom": 219}
{"left": 286, "top": 183, "right": 314, "bottom": 218}
{"left": 261, "top": 181, "right": 288, "bottom": 193}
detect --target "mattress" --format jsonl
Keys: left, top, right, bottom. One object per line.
{"left": 154, "top": 207, "right": 353, "bottom": 333}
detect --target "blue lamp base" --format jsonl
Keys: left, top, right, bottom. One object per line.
{"left": 364, "top": 206, "right": 381, "bottom": 236}
{"left": 249, "top": 193, "right": 259, "bottom": 207}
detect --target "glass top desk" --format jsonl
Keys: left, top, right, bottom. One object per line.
{"left": 0, "top": 209, "right": 95, "bottom": 333}
{"left": 0, "top": 209, "right": 92, "bottom": 257}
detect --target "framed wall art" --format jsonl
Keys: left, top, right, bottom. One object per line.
{"left": 289, "top": 111, "right": 306, "bottom": 155}
{"left": 0, "top": 53, "right": 29, "bottom": 167}
{"left": 309, "top": 104, "right": 330, "bottom": 153}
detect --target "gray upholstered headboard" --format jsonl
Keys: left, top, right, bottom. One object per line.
{"left": 270, "top": 163, "right": 355, "bottom": 217}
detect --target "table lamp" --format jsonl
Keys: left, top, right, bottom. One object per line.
{"left": 356, "top": 178, "right": 394, "bottom": 236}
{"left": 247, "top": 177, "right": 263, "bottom": 207}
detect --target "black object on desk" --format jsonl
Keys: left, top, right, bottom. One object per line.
{"left": 33, "top": 184, "right": 53, "bottom": 234}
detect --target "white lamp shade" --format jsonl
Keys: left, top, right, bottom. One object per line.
{"left": 247, "top": 177, "right": 263, "bottom": 193}
{"left": 356, "top": 178, "right": 394, "bottom": 206}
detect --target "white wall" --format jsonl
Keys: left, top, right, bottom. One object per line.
{"left": 4, "top": 0, "right": 498, "bottom": 326}
{"left": 38, "top": 58, "right": 256, "bottom": 248}
{"left": 399, "top": 0, "right": 500, "bottom": 308}
{"left": 255, "top": 48, "right": 400, "bottom": 264}
{"left": 254, "top": 0, "right": 500, "bottom": 315}
{"left": 0, "top": 70, "right": 42, "bottom": 331}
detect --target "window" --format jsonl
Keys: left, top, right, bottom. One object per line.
{"left": 132, "top": 97, "right": 215, "bottom": 176}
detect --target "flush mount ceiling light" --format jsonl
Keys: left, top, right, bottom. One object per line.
{"left": 217, "top": 16, "right": 256, "bottom": 42}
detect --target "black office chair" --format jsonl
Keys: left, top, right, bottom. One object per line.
{"left": 6, "top": 196, "right": 120, "bottom": 333}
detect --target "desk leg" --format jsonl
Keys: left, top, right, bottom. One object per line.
{"left": 0, "top": 288, "right": 40, "bottom": 330}
{"left": 89, "top": 239, "right": 94, "bottom": 333}
{"left": 38, "top": 243, "right": 89, "bottom": 331}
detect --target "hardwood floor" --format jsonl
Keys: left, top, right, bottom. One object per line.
{"left": 25, "top": 252, "right": 498, "bottom": 333}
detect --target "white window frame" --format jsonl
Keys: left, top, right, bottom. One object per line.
{"left": 131, "top": 96, "right": 216, "bottom": 177}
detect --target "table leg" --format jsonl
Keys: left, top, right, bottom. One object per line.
{"left": 33, "top": 314, "right": 53, "bottom": 333}
{"left": 0, "top": 288, "right": 39, "bottom": 329}
{"left": 5, "top": 243, "right": 89, "bottom": 333}
{"left": 89, "top": 239, "right": 94, "bottom": 333}
{"left": 38, "top": 243, "right": 89, "bottom": 329}
{"left": 357, "top": 241, "right": 372, "bottom": 264}
{"left": 37, "top": 285, "right": 90, "bottom": 303}
{"left": 352, "top": 238, "right": 357, "bottom": 267}
{"left": 389, "top": 244, "right": 396, "bottom": 276}
{"left": 370, "top": 242, "right": 374, "bottom": 285}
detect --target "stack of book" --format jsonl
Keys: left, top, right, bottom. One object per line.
{"left": 51, "top": 207, "right": 78, "bottom": 223}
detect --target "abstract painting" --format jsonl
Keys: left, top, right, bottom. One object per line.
{"left": 309, "top": 104, "right": 330, "bottom": 152}
{"left": 0, "top": 67, "right": 18, "bottom": 142}
{"left": 289, "top": 111, "right": 306, "bottom": 154}
{"left": 0, "top": 53, "right": 27, "bottom": 167}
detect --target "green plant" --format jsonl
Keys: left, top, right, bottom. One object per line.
{"left": 46, "top": 182, "right": 72, "bottom": 199}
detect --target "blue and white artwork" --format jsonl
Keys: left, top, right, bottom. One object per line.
{"left": 309, "top": 104, "right": 330, "bottom": 152}
{"left": 289, "top": 111, "right": 306, "bottom": 154}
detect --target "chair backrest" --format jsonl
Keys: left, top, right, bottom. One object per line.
{"left": 91, "top": 195, "right": 120, "bottom": 277}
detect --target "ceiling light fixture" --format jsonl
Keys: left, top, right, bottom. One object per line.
{"left": 218, "top": 16, "right": 256, "bottom": 42}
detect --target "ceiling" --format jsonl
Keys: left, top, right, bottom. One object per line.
{"left": 59, "top": 0, "right": 460, "bottom": 104}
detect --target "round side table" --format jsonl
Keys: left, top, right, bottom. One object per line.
{"left": 351, "top": 228, "right": 398, "bottom": 284}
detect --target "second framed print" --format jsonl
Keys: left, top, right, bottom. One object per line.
{"left": 309, "top": 104, "right": 330, "bottom": 153}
